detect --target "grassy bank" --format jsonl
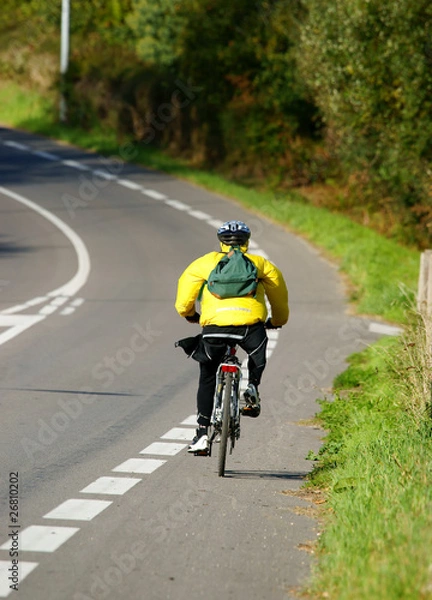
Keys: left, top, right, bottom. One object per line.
{"left": 0, "top": 81, "right": 419, "bottom": 324}
{"left": 307, "top": 317, "right": 432, "bottom": 599}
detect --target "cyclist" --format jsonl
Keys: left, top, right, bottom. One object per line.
{"left": 175, "top": 220, "right": 289, "bottom": 453}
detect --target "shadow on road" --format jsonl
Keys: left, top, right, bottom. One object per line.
{"left": 0, "top": 387, "right": 141, "bottom": 397}
{"left": 223, "top": 469, "right": 308, "bottom": 480}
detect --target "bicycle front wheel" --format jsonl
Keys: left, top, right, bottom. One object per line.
{"left": 218, "top": 372, "right": 232, "bottom": 477}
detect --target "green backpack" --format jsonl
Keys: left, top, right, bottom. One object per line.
{"left": 205, "top": 246, "right": 258, "bottom": 299}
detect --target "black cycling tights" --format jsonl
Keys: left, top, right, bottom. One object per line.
{"left": 196, "top": 322, "right": 268, "bottom": 426}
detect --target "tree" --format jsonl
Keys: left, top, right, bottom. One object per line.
{"left": 299, "top": 0, "right": 432, "bottom": 243}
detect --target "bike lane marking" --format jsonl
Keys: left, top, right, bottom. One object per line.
{"left": 140, "top": 442, "right": 187, "bottom": 456}
{"left": 0, "top": 526, "right": 79, "bottom": 553}
{"left": 0, "top": 561, "right": 38, "bottom": 598}
{"left": 80, "top": 477, "right": 142, "bottom": 495}
{"left": 112, "top": 458, "right": 167, "bottom": 474}
{"left": 43, "top": 499, "right": 112, "bottom": 521}
{"left": 160, "top": 428, "right": 195, "bottom": 441}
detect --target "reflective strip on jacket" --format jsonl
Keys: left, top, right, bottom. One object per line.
{"left": 175, "top": 248, "right": 289, "bottom": 327}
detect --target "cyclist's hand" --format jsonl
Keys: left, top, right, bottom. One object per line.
{"left": 265, "top": 318, "right": 281, "bottom": 330}
{"left": 185, "top": 311, "right": 200, "bottom": 324}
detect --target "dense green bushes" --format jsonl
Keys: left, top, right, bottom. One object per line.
{"left": 299, "top": 0, "right": 432, "bottom": 247}
{"left": 2, "top": 0, "right": 431, "bottom": 247}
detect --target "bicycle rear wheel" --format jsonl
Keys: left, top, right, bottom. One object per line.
{"left": 218, "top": 372, "right": 232, "bottom": 477}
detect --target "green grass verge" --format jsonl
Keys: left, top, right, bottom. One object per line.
{"left": 0, "top": 81, "right": 419, "bottom": 324}
{"left": 307, "top": 326, "right": 432, "bottom": 600}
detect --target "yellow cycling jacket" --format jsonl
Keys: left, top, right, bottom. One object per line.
{"left": 175, "top": 244, "right": 289, "bottom": 327}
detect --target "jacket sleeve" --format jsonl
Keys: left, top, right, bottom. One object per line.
{"left": 175, "top": 256, "right": 208, "bottom": 318}
{"left": 260, "top": 259, "right": 289, "bottom": 327}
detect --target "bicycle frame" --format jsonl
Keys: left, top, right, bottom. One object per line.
{"left": 209, "top": 344, "right": 242, "bottom": 476}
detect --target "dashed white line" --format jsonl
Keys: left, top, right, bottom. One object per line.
{"left": 62, "top": 159, "right": 90, "bottom": 171}
{"left": 3, "top": 140, "right": 29, "bottom": 151}
{"left": 80, "top": 477, "right": 141, "bottom": 496}
{"left": 180, "top": 415, "right": 198, "bottom": 426}
{"left": 0, "top": 561, "right": 38, "bottom": 598}
{"left": 117, "top": 179, "right": 143, "bottom": 191}
{"left": 33, "top": 150, "right": 59, "bottom": 161}
{"left": 38, "top": 304, "right": 59, "bottom": 316}
{"left": 112, "top": 458, "right": 166, "bottom": 474}
{"left": 142, "top": 189, "right": 167, "bottom": 200}
{"left": 70, "top": 298, "right": 85, "bottom": 307}
{"left": 207, "top": 218, "right": 224, "bottom": 229}
{"left": 43, "top": 499, "right": 112, "bottom": 521}
{"left": 0, "top": 526, "right": 79, "bottom": 553}
{"left": 188, "top": 210, "right": 212, "bottom": 220}
{"left": 93, "top": 169, "right": 117, "bottom": 181}
{"left": 161, "top": 428, "right": 195, "bottom": 441}
{"left": 165, "top": 199, "right": 190, "bottom": 211}
{"left": 50, "top": 296, "right": 69, "bottom": 307}
{"left": 140, "top": 442, "right": 188, "bottom": 456}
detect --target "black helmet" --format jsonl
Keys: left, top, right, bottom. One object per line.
{"left": 217, "top": 220, "right": 251, "bottom": 246}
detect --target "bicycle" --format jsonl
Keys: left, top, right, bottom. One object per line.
{"left": 208, "top": 342, "right": 242, "bottom": 477}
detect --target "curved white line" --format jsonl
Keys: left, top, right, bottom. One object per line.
{"left": 0, "top": 186, "right": 91, "bottom": 306}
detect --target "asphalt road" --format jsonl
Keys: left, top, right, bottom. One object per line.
{"left": 0, "top": 127, "right": 380, "bottom": 600}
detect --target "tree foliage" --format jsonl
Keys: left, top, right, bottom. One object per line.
{"left": 299, "top": 0, "right": 432, "bottom": 242}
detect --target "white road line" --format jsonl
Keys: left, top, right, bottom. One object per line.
{"left": 3, "top": 140, "right": 29, "bottom": 151}
{"left": 207, "top": 218, "right": 224, "bottom": 229}
{"left": 267, "top": 340, "right": 278, "bottom": 350}
{"left": 70, "top": 297, "right": 85, "bottom": 307}
{"left": 93, "top": 169, "right": 117, "bottom": 181}
{"left": 38, "top": 304, "right": 58, "bottom": 316}
{"left": 369, "top": 322, "right": 403, "bottom": 336}
{"left": 33, "top": 150, "right": 59, "bottom": 161}
{"left": 60, "top": 307, "right": 75, "bottom": 316}
{"left": 112, "top": 458, "right": 166, "bottom": 474}
{"left": 1, "top": 296, "right": 48, "bottom": 315}
{"left": 0, "top": 561, "right": 38, "bottom": 598}
{"left": 62, "top": 159, "right": 90, "bottom": 171}
{"left": 181, "top": 415, "right": 198, "bottom": 426}
{"left": 267, "top": 330, "right": 279, "bottom": 340}
{"left": 43, "top": 499, "right": 112, "bottom": 521}
{"left": 117, "top": 179, "right": 142, "bottom": 191}
{"left": 140, "top": 442, "right": 187, "bottom": 456}
{"left": 80, "top": 477, "right": 141, "bottom": 496}
{"left": 161, "top": 428, "right": 195, "bottom": 441}
{"left": 142, "top": 189, "right": 167, "bottom": 200}
{"left": 188, "top": 210, "right": 212, "bottom": 220}
{"left": 0, "top": 186, "right": 91, "bottom": 305}
{"left": 0, "top": 315, "right": 45, "bottom": 347}
{"left": 165, "top": 199, "right": 190, "bottom": 211}
{"left": 50, "top": 296, "right": 69, "bottom": 307}
{"left": 0, "top": 526, "right": 79, "bottom": 553}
